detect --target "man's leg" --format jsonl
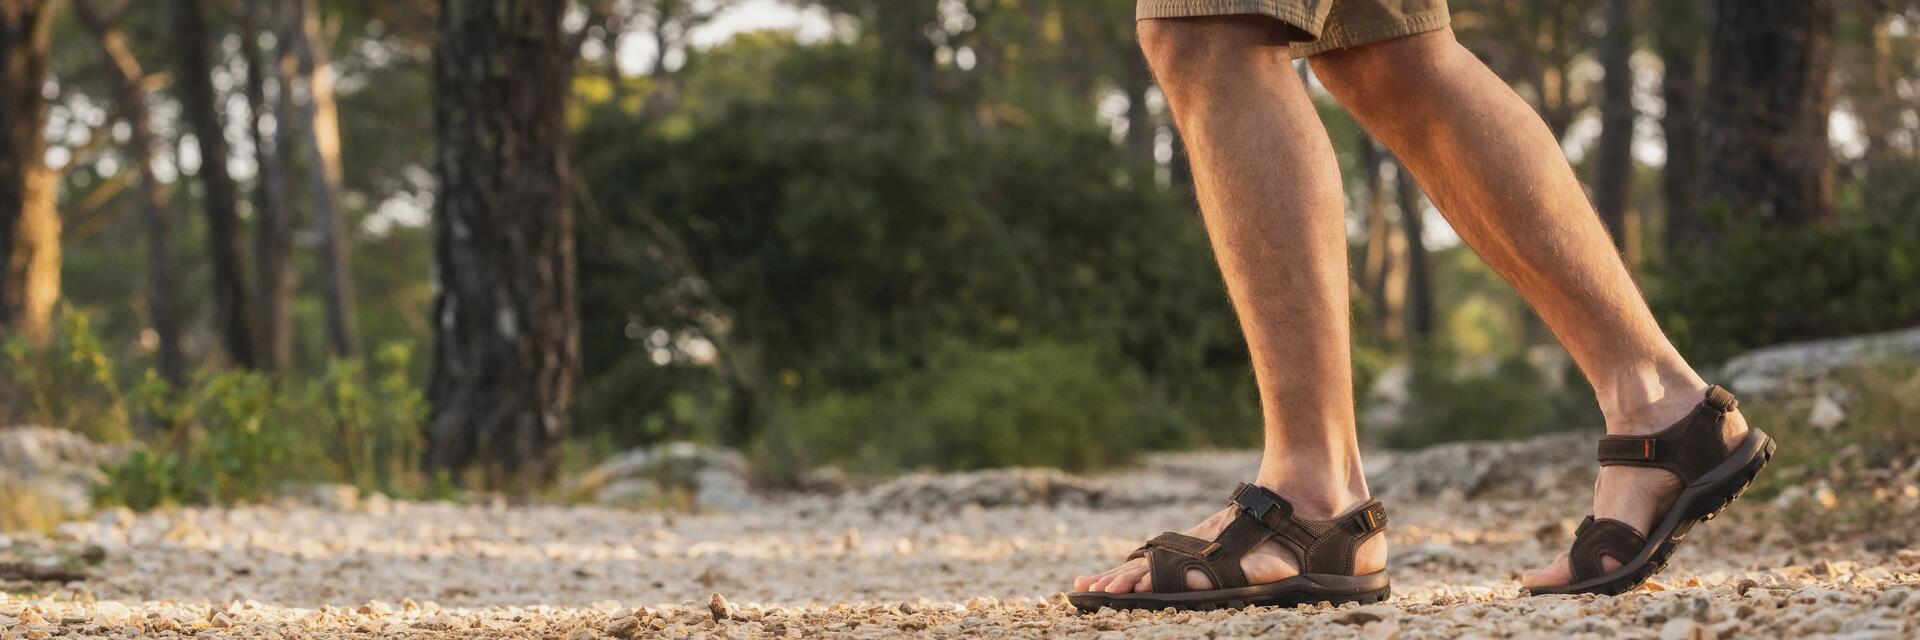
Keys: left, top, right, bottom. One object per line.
{"left": 1306, "top": 29, "right": 1750, "bottom": 587}
{"left": 1072, "top": 15, "right": 1383, "bottom": 594}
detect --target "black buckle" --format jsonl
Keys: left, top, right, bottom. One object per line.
{"left": 1230, "top": 483, "right": 1288, "bottom": 525}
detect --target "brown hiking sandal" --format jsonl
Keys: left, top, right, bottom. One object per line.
{"left": 1527, "top": 385, "right": 1776, "bottom": 597}
{"left": 1067, "top": 483, "right": 1391, "bottom": 612}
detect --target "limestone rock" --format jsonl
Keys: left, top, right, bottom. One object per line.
{"left": 1716, "top": 326, "right": 1920, "bottom": 398}
{"left": 575, "top": 442, "right": 760, "bottom": 511}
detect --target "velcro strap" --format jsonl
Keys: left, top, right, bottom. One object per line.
{"left": 1141, "top": 532, "right": 1220, "bottom": 559}
{"left": 1704, "top": 385, "right": 1738, "bottom": 413}
{"left": 1597, "top": 436, "right": 1664, "bottom": 464}
{"left": 1229, "top": 483, "right": 1292, "bottom": 529}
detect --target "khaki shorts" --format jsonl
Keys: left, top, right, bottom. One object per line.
{"left": 1138, "top": 0, "right": 1450, "bottom": 58}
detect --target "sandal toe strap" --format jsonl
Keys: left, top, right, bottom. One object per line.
{"left": 1569, "top": 516, "right": 1648, "bottom": 583}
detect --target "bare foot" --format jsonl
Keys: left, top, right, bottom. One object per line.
{"left": 1521, "top": 389, "right": 1750, "bottom": 588}
{"left": 1072, "top": 495, "right": 1387, "bottom": 594}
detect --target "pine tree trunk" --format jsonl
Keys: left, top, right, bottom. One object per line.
{"left": 1358, "top": 136, "right": 1393, "bottom": 333}
{"left": 1396, "top": 159, "right": 1432, "bottom": 343}
{"left": 1699, "top": 0, "right": 1834, "bottom": 229}
{"left": 75, "top": 0, "right": 183, "bottom": 385}
{"left": 1123, "top": 46, "right": 1155, "bottom": 166}
{"left": 1858, "top": 13, "right": 1898, "bottom": 214}
{"left": 171, "top": 0, "right": 260, "bottom": 368}
{"left": 242, "top": 0, "right": 294, "bottom": 374}
{"left": 1656, "top": 0, "right": 1705, "bottom": 253}
{"left": 0, "top": 0, "right": 62, "bottom": 345}
{"left": 427, "top": 0, "right": 580, "bottom": 487}
{"left": 878, "top": 1, "right": 936, "bottom": 108}
{"left": 282, "top": 0, "right": 357, "bottom": 359}
{"left": 1591, "top": 0, "right": 1636, "bottom": 262}
{"left": 1168, "top": 126, "right": 1193, "bottom": 191}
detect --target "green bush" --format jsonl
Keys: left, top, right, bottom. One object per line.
{"left": 1, "top": 311, "right": 137, "bottom": 443}
{"left": 1383, "top": 349, "right": 1600, "bottom": 449}
{"left": 759, "top": 340, "right": 1191, "bottom": 478}
{"left": 1656, "top": 216, "right": 1920, "bottom": 364}
{"left": 93, "top": 346, "right": 429, "bottom": 510}
{"left": 3, "top": 309, "right": 431, "bottom": 511}
{"left": 1746, "top": 360, "right": 1920, "bottom": 500}
{"left": 572, "top": 38, "right": 1257, "bottom": 454}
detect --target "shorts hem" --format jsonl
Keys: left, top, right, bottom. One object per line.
{"left": 1289, "top": 9, "right": 1450, "bottom": 58}
{"left": 1136, "top": 0, "right": 1327, "bottom": 42}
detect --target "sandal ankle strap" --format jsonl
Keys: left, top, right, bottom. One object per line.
{"left": 1596, "top": 385, "right": 1739, "bottom": 485}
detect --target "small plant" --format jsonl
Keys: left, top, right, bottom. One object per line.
{"left": 1747, "top": 359, "right": 1920, "bottom": 501}
{"left": 1383, "top": 348, "right": 1601, "bottom": 449}
{"left": 759, "top": 340, "right": 1190, "bottom": 479}
{"left": 0, "top": 475, "right": 73, "bottom": 533}
{"left": 1, "top": 311, "right": 137, "bottom": 442}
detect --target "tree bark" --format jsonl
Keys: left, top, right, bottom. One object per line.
{"left": 1168, "top": 125, "right": 1193, "bottom": 190}
{"left": 0, "top": 0, "right": 62, "bottom": 345}
{"left": 171, "top": 0, "right": 260, "bottom": 367}
{"left": 1396, "top": 158, "right": 1432, "bottom": 343}
{"left": 428, "top": 0, "right": 580, "bottom": 487}
{"left": 1358, "top": 135, "right": 1393, "bottom": 331}
{"left": 876, "top": 1, "right": 936, "bottom": 108}
{"left": 600, "top": 3, "right": 624, "bottom": 105}
{"left": 243, "top": 0, "right": 295, "bottom": 374}
{"left": 1857, "top": 11, "right": 1898, "bottom": 214}
{"left": 1655, "top": 0, "right": 1705, "bottom": 253}
{"left": 1591, "top": 0, "right": 1637, "bottom": 262}
{"left": 1699, "top": 0, "right": 1834, "bottom": 229}
{"left": 74, "top": 0, "right": 184, "bottom": 386}
{"left": 1122, "top": 46, "right": 1155, "bottom": 166}
{"left": 281, "top": 0, "right": 358, "bottom": 359}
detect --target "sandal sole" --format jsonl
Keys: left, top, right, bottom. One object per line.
{"left": 1067, "top": 571, "right": 1391, "bottom": 612}
{"left": 1526, "top": 428, "right": 1776, "bottom": 597}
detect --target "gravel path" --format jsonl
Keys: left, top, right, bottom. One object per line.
{"left": 4, "top": 440, "right": 1919, "bottom": 638}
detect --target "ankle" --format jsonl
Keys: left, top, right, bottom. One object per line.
{"left": 1594, "top": 362, "right": 1708, "bottom": 436}
{"left": 1252, "top": 457, "right": 1370, "bottom": 520}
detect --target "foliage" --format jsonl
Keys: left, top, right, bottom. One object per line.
{"left": 1656, "top": 216, "right": 1920, "bottom": 364}
{"left": 572, "top": 38, "right": 1258, "bottom": 467}
{"left": 1, "top": 312, "right": 137, "bottom": 442}
{"left": 92, "top": 345, "right": 428, "bottom": 510}
{"left": 2, "top": 310, "right": 429, "bottom": 510}
{"left": 1383, "top": 347, "right": 1601, "bottom": 449}
{"left": 759, "top": 341, "right": 1188, "bottom": 477}
{"left": 0, "top": 475, "right": 72, "bottom": 534}
{"left": 1747, "top": 360, "right": 1920, "bottom": 500}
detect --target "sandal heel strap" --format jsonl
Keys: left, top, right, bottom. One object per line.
{"left": 1595, "top": 385, "right": 1740, "bottom": 484}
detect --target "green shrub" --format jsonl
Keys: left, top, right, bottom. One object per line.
{"left": 0, "top": 475, "right": 73, "bottom": 533}
{"left": 1, "top": 311, "right": 137, "bottom": 442}
{"left": 1383, "top": 349, "right": 1600, "bottom": 449}
{"left": 93, "top": 345, "right": 430, "bottom": 510}
{"left": 0, "top": 310, "right": 439, "bottom": 511}
{"left": 1746, "top": 360, "right": 1920, "bottom": 500}
{"left": 759, "top": 340, "right": 1191, "bottom": 478}
{"left": 1656, "top": 216, "right": 1920, "bottom": 364}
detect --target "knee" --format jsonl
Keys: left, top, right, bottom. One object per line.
{"left": 1308, "top": 27, "right": 1459, "bottom": 102}
{"left": 1137, "top": 16, "right": 1285, "bottom": 78}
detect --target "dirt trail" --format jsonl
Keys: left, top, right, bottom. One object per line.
{"left": 3, "top": 441, "right": 1918, "bottom": 638}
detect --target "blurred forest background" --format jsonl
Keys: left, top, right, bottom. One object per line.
{"left": 2, "top": 0, "right": 1918, "bottom": 520}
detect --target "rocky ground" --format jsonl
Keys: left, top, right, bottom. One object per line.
{"left": 4, "top": 433, "right": 1919, "bottom": 638}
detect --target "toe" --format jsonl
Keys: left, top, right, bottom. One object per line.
{"left": 1087, "top": 571, "right": 1117, "bottom": 593}
{"left": 1522, "top": 551, "right": 1574, "bottom": 588}
{"left": 1104, "top": 562, "right": 1148, "bottom": 594}
{"left": 1132, "top": 572, "right": 1152, "bottom": 593}
{"left": 1073, "top": 574, "right": 1096, "bottom": 592}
